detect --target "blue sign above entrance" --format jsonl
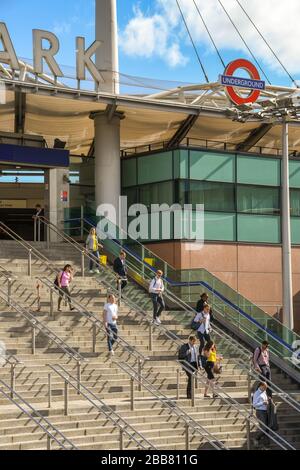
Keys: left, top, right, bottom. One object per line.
{"left": 0, "top": 144, "right": 69, "bottom": 168}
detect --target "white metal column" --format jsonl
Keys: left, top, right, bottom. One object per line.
{"left": 281, "top": 120, "right": 294, "bottom": 330}
{"left": 95, "top": 0, "right": 119, "bottom": 94}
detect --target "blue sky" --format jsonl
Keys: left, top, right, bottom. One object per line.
{"left": 1, "top": 0, "right": 300, "bottom": 88}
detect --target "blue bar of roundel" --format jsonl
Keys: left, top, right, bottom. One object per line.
{"left": 0, "top": 143, "right": 69, "bottom": 167}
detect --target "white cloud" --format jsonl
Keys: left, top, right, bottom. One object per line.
{"left": 120, "top": 7, "right": 188, "bottom": 68}
{"left": 120, "top": 0, "right": 300, "bottom": 79}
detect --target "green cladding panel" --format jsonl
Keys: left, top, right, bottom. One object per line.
{"left": 122, "top": 158, "right": 137, "bottom": 188}
{"left": 237, "top": 214, "right": 281, "bottom": 243}
{"left": 174, "top": 150, "right": 189, "bottom": 179}
{"left": 290, "top": 160, "right": 300, "bottom": 188}
{"left": 190, "top": 151, "right": 235, "bottom": 183}
{"left": 237, "top": 155, "right": 280, "bottom": 186}
{"left": 291, "top": 218, "right": 300, "bottom": 244}
{"left": 138, "top": 152, "right": 173, "bottom": 185}
{"left": 204, "top": 212, "right": 236, "bottom": 241}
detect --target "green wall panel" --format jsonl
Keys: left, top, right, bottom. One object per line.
{"left": 204, "top": 212, "right": 236, "bottom": 241}
{"left": 237, "top": 155, "right": 280, "bottom": 186}
{"left": 290, "top": 160, "right": 300, "bottom": 188}
{"left": 174, "top": 150, "right": 189, "bottom": 179}
{"left": 237, "top": 214, "right": 281, "bottom": 243}
{"left": 138, "top": 152, "right": 173, "bottom": 185}
{"left": 291, "top": 218, "right": 300, "bottom": 244}
{"left": 122, "top": 158, "right": 137, "bottom": 188}
{"left": 190, "top": 151, "right": 235, "bottom": 182}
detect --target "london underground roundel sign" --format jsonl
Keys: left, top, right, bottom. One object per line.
{"left": 220, "top": 58, "right": 265, "bottom": 106}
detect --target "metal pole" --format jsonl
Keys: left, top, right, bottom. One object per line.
{"left": 38, "top": 218, "right": 41, "bottom": 242}
{"left": 281, "top": 119, "right": 294, "bottom": 330}
{"left": 246, "top": 417, "right": 251, "bottom": 450}
{"left": 47, "top": 435, "right": 52, "bottom": 451}
{"left": 191, "top": 373, "right": 195, "bottom": 407}
{"left": 32, "top": 327, "right": 36, "bottom": 355}
{"left": 176, "top": 368, "right": 180, "bottom": 400}
{"left": 119, "top": 428, "right": 124, "bottom": 451}
{"left": 185, "top": 423, "right": 190, "bottom": 451}
{"left": 92, "top": 324, "right": 97, "bottom": 353}
{"left": 64, "top": 380, "right": 69, "bottom": 416}
{"left": 130, "top": 377, "right": 135, "bottom": 411}
{"left": 118, "top": 279, "right": 122, "bottom": 306}
{"left": 7, "top": 278, "right": 11, "bottom": 306}
{"left": 77, "top": 361, "right": 81, "bottom": 395}
{"left": 10, "top": 364, "right": 15, "bottom": 399}
{"left": 141, "top": 246, "right": 145, "bottom": 279}
{"left": 81, "top": 251, "right": 85, "bottom": 277}
{"left": 247, "top": 370, "right": 252, "bottom": 403}
{"left": 28, "top": 250, "right": 32, "bottom": 277}
{"left": 34, "top": 217, "right": 37, "bottom": 242}
{"left": 138, "top": 359, "right": 142, "bottom": 392}
{"left": 48, "top": 373, "right": 52, "bottom": 409}
{"left": 149, "top": 323, "right": 153, "bottom": 352}
{"left": 47, "top": 224, "right": 50, "bottom": 250}
{"left": 80, "top": 205, "right": 84, "bottom": 240}
{"left": 50, "top": 288, "right": 54, "bottom": 319}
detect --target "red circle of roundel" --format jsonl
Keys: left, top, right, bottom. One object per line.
{"left": 224, "top": 58, "right": 261, "bottom": 106}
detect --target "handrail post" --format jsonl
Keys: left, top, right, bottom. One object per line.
{"left": 34, "top": 217, "right": 37, "bottom": 242}
{"left": 81, "top": 251, "right": 85, "bottom": 277}
{"left": 49, "top": 287, "right": 54, "bottom": 319}
{"left": 130, "top": 377, "right": 135, "bottom": 411}
{"left": 80, "top": 205, "right": 84, "bottom": 239}
{"left": 92, "top": 323, "right": 97, "bottom": 353}
{"left": 246, "top": 416, "right": 251, "bottom": 450}
{"left": 141, "top": 246, "right": 145, "bottom": 279}
{"left": 247, "top": 368, "right": 252, "bottom": 403}
{"left": 28, "top": 249, "right": 32, "bottom": 277}
{"left": 48, "top": 373, "right": 52, "bottom": 409}
{"left": 138, "top": 359, "right": 142, "bottom": 392}
{"left": 7, "top": 277, "right": 12, "bottom": 306}
{"left": 148, "top": 323, "right": 153, "bottom": 352}
{"left": 47, "top": 435, "right": 52, "bottom": 451}
{"left": 119, "top": 428, "right": 124, "bottom": 451}
{"left": 77, "top": 361, "right": 81, "bottom": 395}
{"left": 191, "top": 373, "right": 195, "bottom": 407}
{"left": 38, "top": 218, "right": 41, "bottom": 242}
{"left": 10, "top": 363, "right": 16, "bottom": 399}
{"left": 176, "top": 368, "right": 180, "bottom": 400}
{"left": 64, "top": 380, "right": 69, "bottom": 416}
{"left": 185, "top": 423, "right": 190, "bottom": 450}
{"left": 47, "top": 224, "right": 50, "bottom": 250}
{"left": 32, "top": 326, "right": 36, "bottom": 355}
{"left": 118, "top": 279, "right": 122, "bottom": 306}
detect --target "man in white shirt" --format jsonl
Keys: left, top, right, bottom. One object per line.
{"left": 103, "top": 294, "right": 118, "bottom": 356}
{"left": 194, "top": 304, "right": 211, "bottom": 368}
{"left": 149, "top": 270, "right": 165, "bottom": 325}
{"left": 252, "top": 382, "right": 270, "bottom": 447}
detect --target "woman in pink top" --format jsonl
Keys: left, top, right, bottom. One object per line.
{"left": 57, "top": 264, "right": 75, "bottom": 312}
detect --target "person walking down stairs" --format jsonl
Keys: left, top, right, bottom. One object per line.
{"left": 203, "top": 341, "right": 222, "bottom": 399}
{"left": 56, "top": 264, "right": 75, "bottom": 312}
{"left": 113, "top": 251, "right": 128, "bottom": 291}
{"left": 178, "top": 334, "right": 199, "bottom": 399}
{"left": 86, "top": 227, "right": 103, "bottom": 274}
{"left": 149, "top": 270, "right": 165, "bottom": 326}
{"left": 103, "top": 294, "right": 118, "bottom": 357}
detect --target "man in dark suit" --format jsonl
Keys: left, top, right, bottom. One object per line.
{"left": 178, "top": 335, "right": 199, "bottom": 399}
{"left": 113, "top": 250, "right": 128, "bottom": 291}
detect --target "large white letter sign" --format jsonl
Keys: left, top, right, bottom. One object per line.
{"left": 76, "top": 37, "right": 104, "bottom": 84}
{"left": 33, "top": 29, "right": 63, "bottom": 77}
{"left": 0, "top": 23, "right": 19, "bottom": 70}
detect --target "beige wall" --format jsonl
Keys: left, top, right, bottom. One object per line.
{"left": 145, "top": 241, "right": 300, "bottom": 333}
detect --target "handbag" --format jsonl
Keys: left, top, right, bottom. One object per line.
{"left": 213, "top": 362, "right": 222, "bottom": 375}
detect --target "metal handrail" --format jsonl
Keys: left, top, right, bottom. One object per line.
{"left": 29, "top": 219, "right": 300, "bottom": 413}
{"left": 3, "top": 218, "right": 300, "bottom": 443}
{"left": 97, "top": 262, "right": 300, "bottom": 414}
{"left": 47, "top": 363, "right": 157, "bottom": 450}
{"left": 0, "top": 279, "right": 84, "bottom": 364}
{"left": 0, "top": 378, "right": 78, "bottom": 450}
{"left": 177, "top": 360, "right": 296, "bottom": 451}
{"left": 39, "top": 277, "right": 149, "bottom": 363}
{"left": 116, "top": 361, "right": 228, "bottom": 450}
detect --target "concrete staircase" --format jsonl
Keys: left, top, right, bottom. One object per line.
{"left": 0, "top": 240, "right": 299, "bottom": 450}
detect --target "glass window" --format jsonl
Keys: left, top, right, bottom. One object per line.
{"left": 122, "top": 188, "right": 138, "bottom": 208}
{"left": 290, "top": 160, "right": 300, "bottom": 188}
{"left": 237, "top": 186, "right": 280, "bottom": 215}
{"left": 139, "top": 181, "right": 174, "bottom": 208}
{"left": 178, "top": 180, "right": 189, "bottom": 206}
{"left": 237, "top": 155, "right": 280, "bottom": 186}
{"left": 237, "top": 214, "right": 281, "bottom": 243}
{"left": 291, "top": 189, "right": 300, "bottom": 217}
{"left": 204, "top": 212, "right": 236, "bottom": 241}
{"left": 190, "top": 151, "right": 235, "bottom": 182}
{"left": 174, "top": 150, "right": 189, "bottom": 179}
{"left": 291, "top": 218, "right": 300, "bottom": 244}
{"left": 138, "top": 152, "right": 173, "bottom": 185}
{"left": 190, "top": 181, "right": 235, "bottom": 212}
{"left": 122, "top": 158, "right": 137, "bottom": 188}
